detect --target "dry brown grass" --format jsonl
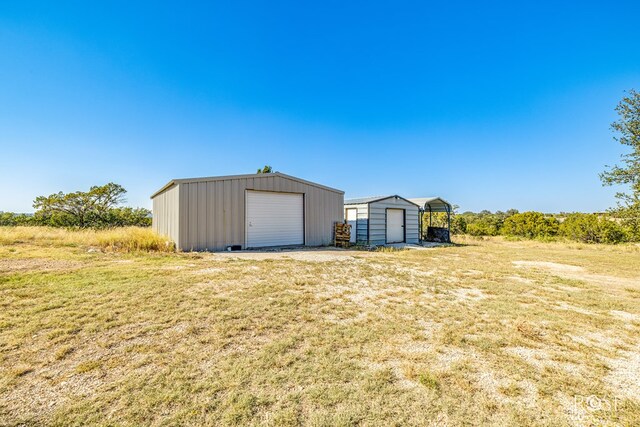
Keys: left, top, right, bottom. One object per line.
{"left": 0, "top": 226, "right": 175, "bottom": 252}
{"left": 1, "top": 230, "right": 639, "bottom": 425}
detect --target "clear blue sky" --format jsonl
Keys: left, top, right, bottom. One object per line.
{"left": 1, "top": 1, "right": 639, "bottom": 213}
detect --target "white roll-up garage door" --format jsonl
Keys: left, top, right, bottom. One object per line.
{"left": 246, "top": 190, "right": 304, "bottom": 248}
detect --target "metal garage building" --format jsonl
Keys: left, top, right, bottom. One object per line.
{"left": 151, "top": 172, "right": 344, "bottom": 251}
{"left": 344, "top": 195, "right": 420, "bottom": 245}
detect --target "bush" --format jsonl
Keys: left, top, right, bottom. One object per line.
{"left": 421, "top": 211, "right": 449, "bottom": 229}
{"left": 501, "top": 212, "right": 559, "bottom": 239}
{"left": 465, "top": 219, "right": 501, "bottom": 236}
{"left": 558, "top": 213, "right": 627, "bottom": 244}
{"left": 0, "top": 212, "right": 35, "bottom": 226}
{"left": 450, "top": 215, "right": 467, "bottom": 234}
{"left": 101, "top": 207, "right": 152, "bottom": 227}
{"left": 456, "top": 210, "right": 517, "bottom": 236}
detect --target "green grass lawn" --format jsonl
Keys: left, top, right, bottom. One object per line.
{"left": 1, "top": 228, "right": 639, "bottom": 426}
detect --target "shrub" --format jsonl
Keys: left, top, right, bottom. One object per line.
{"left": 450, "top": 215, "right": 467, "bottom": 234}
{"left": 465, "top": 219, "right": 501, "bottom": 236}
{"left": 101, "top": 207, "right": 152, "bottom": 227}
{"left": 558, "top": 213, "right": 627, "bottom": 244}
{"left": 501, "top": 212, "right": 559, "bottom": 239}
{"left": 0, "top": 212, "right": 35, "bottom": 226}
{"left": 458, "top": 210, "right": 516, "bottom": 236}
{"left": 421, "top": 211, "right": 449, "bottom": 229}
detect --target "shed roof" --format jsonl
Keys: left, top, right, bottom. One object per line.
{"left": 345, "top": 195, "right": 420, "bottom": 207}
{"left": 344, "top": 195, "right": 389, "bottom": 205}
{"left": 409, "top": 197, "right": 452, "bottom": 212}
{"left": 151, "top": 172, "right": 344, "bottom": 199}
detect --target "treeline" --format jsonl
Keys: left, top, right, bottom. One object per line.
{"left": 0, "top": 183, "right": 151, "bottom": 228}
{"left": 0, "top": 207, "right": 150, "bottom": 228}
{"left": 445, "top": 210, "right": 634, "bottom": 243}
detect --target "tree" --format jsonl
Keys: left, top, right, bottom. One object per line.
{"left": 33, "top": 183, "right": 127, "bottom": 228}
{"left": 103, "top": 207, "right": 152, "bottom": 227}
{"left": 601, "top": 89, "right": 640, "bottom": 240}
{"left": 256, "top": 165, "right": 274, "bottom": 174}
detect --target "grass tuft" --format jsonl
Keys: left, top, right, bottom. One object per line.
{"left": 375, "top": 246, "right": 407, "bottom": 252}
{"left": 55, "top": 345, "right": 74, "bottom": 360}
{"left": 75, "top": 360, "right": 101, "bottom": 374}
{"left": 418, "top": 371, "right": 440, "bottom": 391}
{"left": 11, "top": 365, "right": 33, "bottom": 378}
{"left": 516, "top": 322, "right": 545, "bottom": 341}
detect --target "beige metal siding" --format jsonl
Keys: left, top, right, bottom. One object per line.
{"left": 367, "top": 197, "right": 419, "bottom": 245}
{"left": 173, "top": 175, "right": 343, "bottom": 251}
{"left": 152, "top": 184, "right": 180, "bottom": 245}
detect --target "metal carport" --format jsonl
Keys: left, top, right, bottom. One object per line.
{"left": 409, "top": 197, "right": 453, "bottom": 243}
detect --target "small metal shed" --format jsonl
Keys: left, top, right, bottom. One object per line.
{"left": 344, "top": 195, "right": 420, "bottom": 245}
{"left": 151, "top": 172, "right": 344, "bottom": 251}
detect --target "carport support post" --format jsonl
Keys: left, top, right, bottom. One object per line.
{"left": 447, "top": 207, "right": 451, "bottom": 243}
{"left": 428, "top": 205, "right": 432, "bottom": 242}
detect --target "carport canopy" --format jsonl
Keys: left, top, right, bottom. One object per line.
{"left": 409, "top": 197, "right": 452, "bottom": 213}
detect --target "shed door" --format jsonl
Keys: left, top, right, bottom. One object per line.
{"left": 346, "top": 208, "right": 357, "bottom": 243}
{"left": 386, "top": 209, "right": 405, "bottom": 243}
{"left": 246, "top": 191, "right": 304, "bottom": 248}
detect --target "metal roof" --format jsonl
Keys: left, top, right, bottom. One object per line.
{"left": 409, "top": 197, "right": 452, "bottom": 212}
{"left": 344, "top": 195, "right": 391, "bottom": 205}
{"left": 151, "top": 172, "right": 344, "bottom": 199}
{"left": 344, "top": 195, "right": 420, "bottom": 207}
